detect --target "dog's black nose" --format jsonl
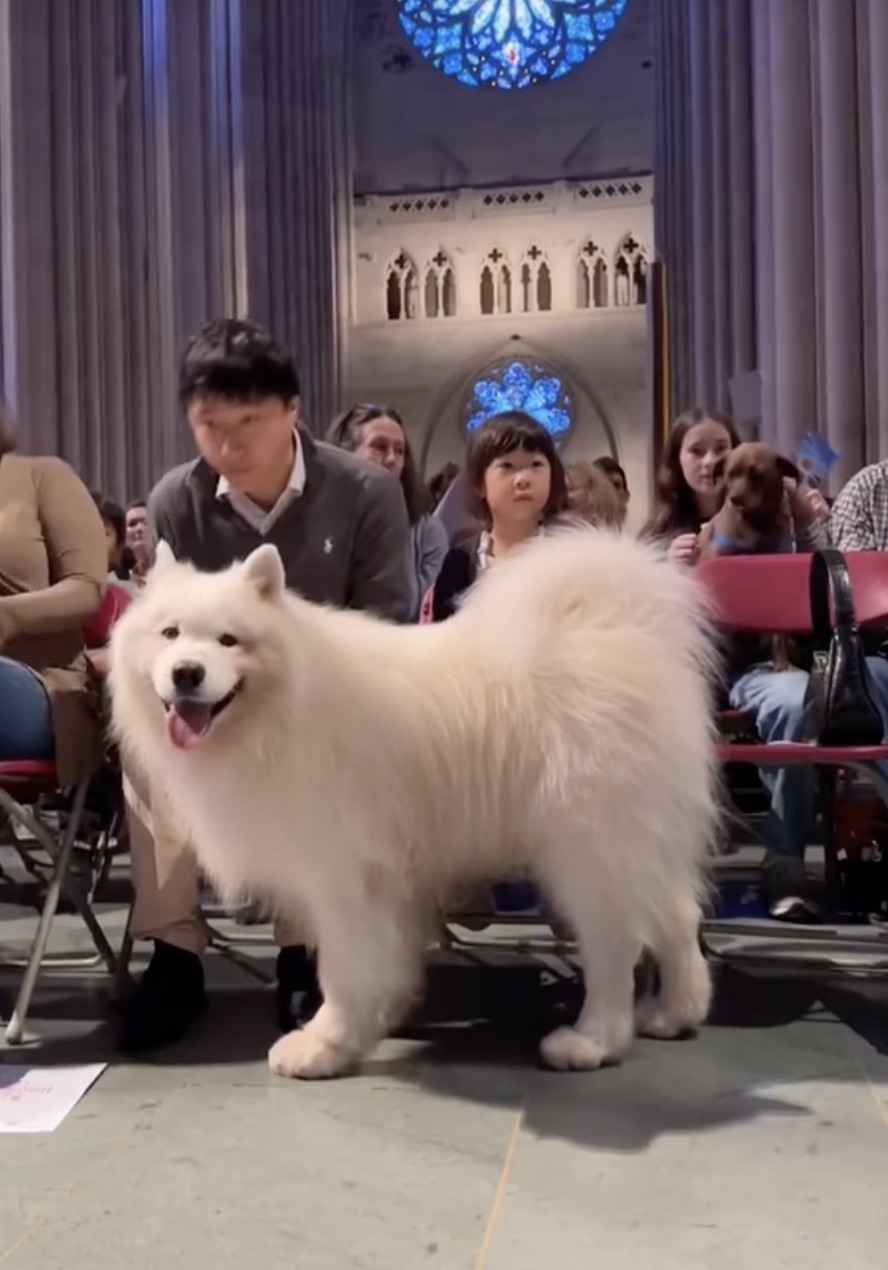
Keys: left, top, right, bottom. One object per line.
{"left": 171, "top": 661, "right": 206, "bottom": 694}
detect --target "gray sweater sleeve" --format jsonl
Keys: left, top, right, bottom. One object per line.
{"left": 147, "top": 467, "right": 189, "bottom": 559}
{"left": 348, "top": 471, "right": 412, "bottom": 623}
{"left": 407, "top": 515, "right": 450, "bottom": 621}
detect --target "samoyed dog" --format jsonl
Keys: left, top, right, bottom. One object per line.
{"left": 109, "top": 530, "right": 718, "bottom": 1080}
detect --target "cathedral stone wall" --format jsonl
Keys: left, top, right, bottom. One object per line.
{"left": 346, "top": 0, "right": 655, "bottom": 521}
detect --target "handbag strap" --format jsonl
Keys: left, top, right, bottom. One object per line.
{"left": 809, "top": 547, "right": 859, "bottom": 651}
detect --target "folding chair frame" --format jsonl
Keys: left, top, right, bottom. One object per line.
{"left": 1, "top": 769, "right": 122, "bottom": 1045}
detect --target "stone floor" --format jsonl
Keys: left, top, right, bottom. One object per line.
{"left": 2, "top": 886, "right": 888, "bottom": 1269}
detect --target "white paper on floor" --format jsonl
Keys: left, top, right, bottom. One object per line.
{"left": 0, "top": 1063, "right": 106, "bottom": 1134}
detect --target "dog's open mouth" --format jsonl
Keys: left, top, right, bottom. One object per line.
{"left": 164, "top": 686, "right": 241, "bottom": 751}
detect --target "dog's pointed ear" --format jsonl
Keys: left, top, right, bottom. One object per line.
{"left": 776, "top": 454, "right": 801, "bottom": 482}
{"left": 242, "top": 544, "right": 285, "bottom": 600}
{"left": 151, "top": 540, "right": 177, "bottom": 576}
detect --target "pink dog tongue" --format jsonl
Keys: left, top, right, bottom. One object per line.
{"left": 167, "top": 701, "right": 213, "bottom": 750}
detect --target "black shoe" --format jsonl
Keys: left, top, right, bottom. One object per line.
{"left": 115, "top": 941, "right": 207, "bottom": 1054}
{"left": 761, "top": 856, "right": 822, "bottom": 924}
{"left": 276, "top": 945, "right": 322, "bottom": 1033}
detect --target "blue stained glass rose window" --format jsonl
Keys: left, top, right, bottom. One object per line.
{"left": 398, "top": 0, "right": 629, "bottom": 90}
{"left": 464, "top": 360, "right": 574, "bottom": 437}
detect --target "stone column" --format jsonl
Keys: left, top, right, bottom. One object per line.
{"left": 687, "top": 0, "right": 717, "bottom": 407}
{"left": 653, "top": 0, "right": 692, "bottom": 417}
{"left": 0, "top": 0, "right": 60, "bottom": 447}
{"left": 863, "top": 0, "right": 888, "bottom": 460}
{"left": 232, "top": 0, "right": 353, "bottom": 432}
{"left": 814, "top": 0, "right": 864, "bottom": 480}
{"left": 653, "top": 0, "right": 755, "bottom": 420}
{"left": 761, "top": 0, "right": 818, "bottom": 455}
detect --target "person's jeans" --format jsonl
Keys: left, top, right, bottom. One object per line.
{"left": 0, "top": 656, "right": 54, "bottom": 761}
{"left": 729, "top": 657, "right": 888, "bottom": 862}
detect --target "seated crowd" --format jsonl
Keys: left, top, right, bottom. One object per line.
{"left": 2, "top": 317, "right": 888, "bottom": 1052}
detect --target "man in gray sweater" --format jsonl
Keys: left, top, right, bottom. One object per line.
{"left": 118, "top": 318, "right": 410, "bottom": 1054}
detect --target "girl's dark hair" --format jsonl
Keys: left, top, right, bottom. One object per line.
{"left": 428, "top": 461, "right": 460, "bottom": 510}
{"left": 642, "top": 408, "right": 741, "bottom": 539}
{"left": 327, "top": 402, "right": 429, "bottom": 525}
{"left": 464, "top": 411, "right": 568, "bottom": 525}
{"left": 92, "top": 492, "right": 137, "bottom": 576}
{"left": 0, "top": 399, "right": 17, "bottom": 458}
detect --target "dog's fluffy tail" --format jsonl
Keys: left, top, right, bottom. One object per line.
{"left": 458, "top": 526, "right": 719, "bottom": 683}
{"left": 460, "top": 527, "right": 722, "bottom": 921}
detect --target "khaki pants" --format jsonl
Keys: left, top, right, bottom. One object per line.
{"left": 124, "top": 764, "right": 304, "bottom": 954}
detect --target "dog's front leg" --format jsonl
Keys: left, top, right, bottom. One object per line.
{"left": 268, "top": 894, "right": 423, "bottom": 1080}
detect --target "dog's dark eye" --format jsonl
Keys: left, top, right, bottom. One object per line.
{"left": 160, "top": 626, "right": 179, "bottom": 641}
{"left": 218, "top": 633, "right": 239, "bottom": 648}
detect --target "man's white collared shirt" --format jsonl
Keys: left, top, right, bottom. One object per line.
{"left": 216, "top": 433, "right": 306, "bottom": 535}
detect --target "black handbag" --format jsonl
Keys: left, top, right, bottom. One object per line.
{"left": 803, "top": 548, "right": 884, "bottom": 746}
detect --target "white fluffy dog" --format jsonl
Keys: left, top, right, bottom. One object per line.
{"left": 109, "top": 530, "right": 718, "bottom": 1080}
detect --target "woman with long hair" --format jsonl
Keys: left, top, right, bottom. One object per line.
{"left": 327, "top": 403, "right": 448, "bottom": 621}
{"left": 92, "top": 492, "right": 140, "bottom": 596}
{"left": 642, "top": 408, "right": 741, "bottom": 563}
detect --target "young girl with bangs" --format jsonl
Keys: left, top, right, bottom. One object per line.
{"left": 431, "top": 411, "right": 569, "bottom": 621}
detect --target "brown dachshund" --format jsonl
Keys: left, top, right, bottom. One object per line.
{"left": 697, "top": 443, "right": 800, "bottom": 561}
{"left": 697, "top": 443, "right": 801, "bottom": 670}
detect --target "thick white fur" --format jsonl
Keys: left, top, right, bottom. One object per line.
{"left": 109, "top": 530, "right": 719, "bottom": 1079}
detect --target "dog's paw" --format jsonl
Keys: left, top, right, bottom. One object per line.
{"left": 267, "top": 1029, "right": 353, "bottom": 1080}
{"left": 539, "top": 1025, "right": 626, "bottom": 1072}
{"left": 634, "top": 999, "right": 688, "bottom": 1040}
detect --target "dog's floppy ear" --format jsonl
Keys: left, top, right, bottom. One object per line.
{"left": 776, "top": 454, "right": 801, "bottom": 482}
{"left": 151, "top": 540, "right": 177, "bottom": 576}
{"left": 242, "top": 544, "right": 285, "bottom": 600}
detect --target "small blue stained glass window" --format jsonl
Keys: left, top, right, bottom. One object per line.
{"left": 398, "top": 0, "right": 629, "bottom": 91}
{"left": 464, "top": 360, "right": 574, "bottom": 438}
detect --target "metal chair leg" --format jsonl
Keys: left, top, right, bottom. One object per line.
{"left": 109, "top": 901, "right": 135, "bottom": 1003}
{"left": 4, "top": 795, "right": 84, "bottom": 1045}
{"left": 2, "top": 780, "right": 118, "bottom": 1044}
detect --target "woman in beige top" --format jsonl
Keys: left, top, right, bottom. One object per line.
{"left": 0, "top": 408, "right": 107, "bottom": 784}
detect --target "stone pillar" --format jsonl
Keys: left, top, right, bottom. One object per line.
{"left": 653, "top": 0, "right": 692, "bottom": 417}
{"left": 863, "top": 0, "right": 888, "bottom": 461}
{"left": 750, "top": 0, "right": 775, "bottom": 442}
{"left": 687, "top": 0, "right": 717, "bottom": 407}
{"left": 653, "top": 0, "right": 755, "bottom": 421}
{"left": 232, "top": 0, "right": 353, "bottom": 432}
{"left": 814, "top": 0, "right": 864, "bottom": 480}
{"left": 761, "top": 0, "right": 818, "bottom": 456}
{"left": 0, "top": 0, "right": 61, "bottom": 448}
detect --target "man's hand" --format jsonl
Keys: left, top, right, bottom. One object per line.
{"left": 784, "top": 477, "right": 830, "bottom": 527}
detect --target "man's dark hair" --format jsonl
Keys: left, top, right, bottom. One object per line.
{"left": 464, "top": 411, "right": 568, "bottom": 525}
{"left": 179, "top": 318, "right": 300, "bottom": 407}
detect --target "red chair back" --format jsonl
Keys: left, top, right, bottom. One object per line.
{"left": 696, "top": 554, "right": 814, "bottom": 634}
{"left": 843, "top": 552, "right": 888, "bottom": 626}
{"left": 696, "top": 551, "right": 888, "bottom": 635}
{"left": 84, "top": 583, "right": 132, "bottom": 649}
